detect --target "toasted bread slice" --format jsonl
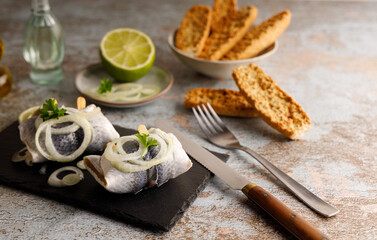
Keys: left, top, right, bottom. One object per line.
{"left": 184, "top": 88, "right": 258, "bottom": 117}
{"left": 175, "top": 5, "right": 212, "bottom": 56}
{"left": 198, "top": 5, "right": 258, "bottom": 60}
{"left": 211, "top": 0, "right": 237, "bottom": 32}
{"left": 232, "top": 64, "right": 311, "bottom": 139}
{"left": 223, "top": 10, "right": 291, "bottom": 60}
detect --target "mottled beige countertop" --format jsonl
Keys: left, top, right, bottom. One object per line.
{"left": 0, "top": 0, "right": 376, "bottom": 239}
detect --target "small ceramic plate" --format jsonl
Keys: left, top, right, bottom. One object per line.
{"left": 168, "top": 30, "right": 278, "bottom": 79}
{"left": 75, "top": 63, "right": 173, "bottom": 108}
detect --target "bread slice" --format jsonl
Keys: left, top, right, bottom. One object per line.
{"left": 223, "top": 10, "right": 291, "bottom": 60}
{"left": 175, "top": 5, "right": 212, "bottom": 56}
{"left": 184, "top": 88, "right": 258, "bottom": 117}
{"left": 198, "top": 5, "right": 258, "bottom": 60}
{"left": 232, "top": 64, "right": 311, "bottom": 139}
{"left": 211, "top": 0, "right": 237, "bottom": 32}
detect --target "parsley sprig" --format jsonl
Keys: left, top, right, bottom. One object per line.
{"left": 136, "top": 133, "right": 159, "bottom": 159}
{"left": 39, "top": 98, "right": 66, "bottom": 121}
{"left": 98, "top": 78, "right": 112, "bottom": 94}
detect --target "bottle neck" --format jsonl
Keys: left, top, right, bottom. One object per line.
{"left": 31, "top": 0, "right": 50, "bottom": 14}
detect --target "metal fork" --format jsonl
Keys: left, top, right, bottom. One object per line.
{"left": 192, "top": 103, "right": 339, "bottom": 217}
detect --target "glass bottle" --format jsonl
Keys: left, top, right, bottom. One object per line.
{"left": 23, "top": 0, "right": 65, "bottom": 85}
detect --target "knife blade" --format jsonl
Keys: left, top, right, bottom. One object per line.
{"left": 155, "top": 119, "right": 330, "bottom": 240}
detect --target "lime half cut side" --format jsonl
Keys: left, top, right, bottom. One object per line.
{"left": 100, "top": 28, "right": 155, "bottom": 82}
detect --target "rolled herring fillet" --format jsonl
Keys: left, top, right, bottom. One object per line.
{"left": 18, "top": 104, "right": 119, "bottom": 164}
{"left": 84, "top": 130, "right": 192, "bottom": 193}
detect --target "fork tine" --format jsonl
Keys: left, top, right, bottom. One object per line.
{"left": 197, "top": 105, "right": 218, "bottom": 135}
{"left": 206, "top": 103, "right": 227, "bottom": 129}
{"left": 192, "top": 107, "right": 213, "bottom": 138}
{"left": 201, "top": 104, "right": 223, "bottom": 132}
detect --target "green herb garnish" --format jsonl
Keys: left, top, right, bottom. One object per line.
{"left": 136, "top": 133, "right": 159, "bottom": 159}
{"left": 39, "top": 98, "right": 66, "bottom": 121}
{"left": 98, "top": 78, "right": 112, "bottom": 94}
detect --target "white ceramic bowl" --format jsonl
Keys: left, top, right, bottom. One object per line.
{"left": 168, "top": 31, "right": 278, "bottom": 79}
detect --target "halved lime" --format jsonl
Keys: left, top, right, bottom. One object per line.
{"left": 18, "top": 105, "right": 40, "bottom": 124}
{"left": 100, "top": 28, "right": 155, "bottom": 82}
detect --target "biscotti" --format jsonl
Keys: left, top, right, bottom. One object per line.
{"left": 224, "top": 10, "right": 291, "bottom": 60}
{"left": 232, "top": 64, "right": 311, "bottom": 139}
{"left": 198, "top": 5, "right": 258, "bottom": 60}
{"left": 184, "top": 88, "right": 259, "bottom": 117}
{"left": 211, "top": 0, "right": 238, "bottom": 32}
{"left": 175, "top": 5, "right": 212, "bottom": 56}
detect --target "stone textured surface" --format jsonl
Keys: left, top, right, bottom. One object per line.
{"left": 0, "top": 0, "right": 377, "bottom": 239}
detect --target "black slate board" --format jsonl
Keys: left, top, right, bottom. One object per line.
{"left": 0, "top": 122, "right": 228, "bottom": 231}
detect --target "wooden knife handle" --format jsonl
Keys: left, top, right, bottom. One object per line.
{"left": 242, "top": 183, "right": 330, "bottom": 240}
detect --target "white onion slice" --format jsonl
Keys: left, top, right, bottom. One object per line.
{"left": 35, "top": 114, "right": 93, "bottom": 162}
{"left": 12, "top": 146, "right": 34, "bottom": 166}
{"left": 113, "top": 83, "right": 142, "bottom": 95}
{"left": 12, "top": 147, "right": 29, "bottom": 162}
{"left": 141, "top": 84, "right": 160, "bottom": 96}
{"left": 126, "top": 133, "right": 170, "bottom": 166}
{"left": 76, "top": 160, "right": 86, "bottom": 170}
{"left": 65, "top": 106, "right": 101, "bottom": 117}
{"left": 50, "top": 122, "right": 80, "bottom": 134}
{"left": 62, "top": 173, "right": 82, "bottom": 186}
{"left": 33, "top": 109, "right": 80, "bottom": 135}
{"left": 34, "top": 105, "right": 101, "bottom": 130}
{"left": 102, "top": 92, "right": 142, "bottom": 102}
{"left": 34, "top": 116, "right": 43, "bottom": 129}
{"left": 47, "top": 166, "right": 84, "bottom": 187}
{"left": 104, "top": 128, "right": 174, "bottom": 173}
{"left": 104, "top": 139, "right": 143, "bottom": 162}
{"left": 86, "top": 83, "right": 160, "bottom": 103}
{"left": 114, "top": 135, "right": 143, "bottom": 156}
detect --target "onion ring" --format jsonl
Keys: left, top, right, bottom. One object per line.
{"left": 104, "top": 128, "right": 173, "bottom": 173}
{"left": 47, "top": 166, "right": 84, "bottom": 187}
{"left": 12, "top": 147, "right": 29, "bottom": 162}
{"left": 86, "top": 83, "right": 160, "bottom": 103}
{"left": 35, "top": 114, "right": 93, "bottom": 162}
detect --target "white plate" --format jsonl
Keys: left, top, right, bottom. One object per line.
{"left": 168, "top": 30, "right": 278, "bottom": 79}
{"left": 75, "top": 64, "right": 173, "bottom": 108}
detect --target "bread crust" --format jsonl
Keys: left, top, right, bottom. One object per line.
{"left": 175, "top": 5, "right": 212, "bottom": 56}
{"left": 232, "top": 64, "right": 311, "bottom": 139}
{"left": 198, "top": 5, "right": 258, "bottom": 60}
{"left": 211, "top": 0, "right": 238, "bottom": 32}
{"left": 224, "top": 10, "right": 291, "bottom": 60}
{"left": 184, "top": 88, "right": 259, "bottom": 117}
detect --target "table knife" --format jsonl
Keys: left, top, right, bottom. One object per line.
{"left": 155, "top": 119, "right": 330, "bottom": 240}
